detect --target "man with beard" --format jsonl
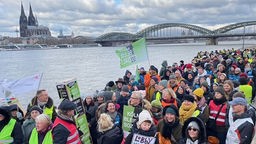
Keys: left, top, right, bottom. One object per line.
{"left": 156, "top": 105, "right": 182, "bottom": 144}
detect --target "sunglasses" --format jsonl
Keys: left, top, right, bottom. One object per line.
{"left": 188, "top": 127, "right": 198, "bottom": 132}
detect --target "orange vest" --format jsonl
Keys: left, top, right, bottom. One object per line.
{"left": 53, "top": 117, "right": 81, "bottom": 144}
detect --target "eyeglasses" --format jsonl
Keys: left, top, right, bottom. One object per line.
{"left": 188, "top": 127, "right": 198, "bottom": 132}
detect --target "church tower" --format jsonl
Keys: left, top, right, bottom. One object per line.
{"left": 28, "top": 4, "right": 37, "bottom": 26}
{"left": 19, "top": 2, "right": 28, "bottom": 37}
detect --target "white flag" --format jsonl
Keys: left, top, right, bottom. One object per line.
{"left": 2, "top": 73, "right": 42, "bottom": 97}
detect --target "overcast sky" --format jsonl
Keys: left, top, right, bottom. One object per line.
{"left": 1, "top": 0, "right": 256, "bottom": 37}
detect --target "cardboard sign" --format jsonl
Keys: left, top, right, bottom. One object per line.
{"left": 57, "top": 79, "right": 91, "bottom": 144}
{"left": 72, "top": 98, "right": 84, "bottom": 115}
{"left": 56, "top": 79, "right": 80, "bottom": 100}
{"left": 131, "top": 134, "right": 156, "bottom": 144}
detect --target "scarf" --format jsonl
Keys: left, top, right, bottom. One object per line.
{"left": 161, "top": 98, "right": 178, "bottom": 108}
{"left": 179, "top": 102, "right": 197, "bottom": 124}
{"left": 107, "top": 111, "right": 117, "bottom": 121}
{"left": 58, "top": 111, "right": 74, "bottom": 122}
{"left": 213, "top": 96, "right": 226, "bottom": 105}
{"left": 157, "top": 132, "right": 172, "bottom": 144}
{"left": 37, "top": 99, "right": 47, "bottom": 107}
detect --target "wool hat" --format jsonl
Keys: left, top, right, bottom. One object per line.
{"left": 184, "top": 95, "right": 195, "bottom": 103}
{"left": 137, "top": 110, "right": 153, "bottom": 126}
{"left": 165, "top": 107, "right": 177, "bottom": 115}
{"left": 169, "top": 74, "right": 176, "bottom": 79}
{"left": 233, "top": 92, "right": 245, "bottom": 98}
{"left": 0, "top": 106, "right": 10, "bottom": 118}
{"left": 121, "top": 85, "right": 129, "bottom": 93}
{"left": 58, "top": 99, "right": 76, "bottom": 110}
{"left": 220, "top": 73, "right": 226, "bottom": 77}
{"left": 229, "top": 97, "right": 247, "bottom": 106}
{"left": 239, "top": 73, "right": 248, "bottom": 79}
{"left": 140, "top": 67, "right": 145, "bottom": 71}
{"left": 151, "top": 100, "right": 162, "bottom": 109}
{"left": 200, "top": 81, "right": 208, "bottom": 88}
{"left": 150, "top": 65, "right": 158, "bottom": 73}
{"left": 163, "top": 105, "right": 179, "bottom": 117}
{"left": 186, "top": 63, "right": 193, "bottom": 69}
{"left": 131, "top": 91, "right": 143, "bottom": 100}
{"left": 29, "top": 105, "right": 43, "bottom": 114}
{"left": 158, "top": 80, "right": 168, "bottom": 89}
{"left": 187, "top": 121, "right": 200, "bottom": 130}
{"left": 151, "top": 76, "right": 159, "bottom": 84}
{"left": 214, "top": 86, "right": 225, "bottom": 96}
{"left": 193, "top": 88, "right": 204, "bottom": 98}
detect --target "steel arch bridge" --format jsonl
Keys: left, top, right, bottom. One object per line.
{"left": 95, "top": 21, "right": 256, "bottom": 45}
{"left": 214, "top": 21, "right": 256, "bottom": 34}
{"left": 135, "top": 23, "right": 213, "bottom": 38}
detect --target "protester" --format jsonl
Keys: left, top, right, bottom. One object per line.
{"left": 239, "top": 73, "right": 253, "bottom": 104}
{"left": 0, "top": 106, "right": 23, "bottom": 144}
{"left": 105, "top": 100, "right": 122, "bottom": 127}
{"left": 29, "top": 114, "right": 52, "bottom": 144}
{"left": 115, "top": 78, "right": 126, "bottom": 100}
{"left": 207, "top": 86, "right": 228, "bottom": 144}
{"left": 82, "top": 93, "right": 98, "bottom": 144}
{"left": 9, "top": 104, "right": 25, "bottom": 125}
{"left": 223, "top": 80, "right": 237, "bottom": 101}
{"left": 27, "top": 89, "right": 57, "bottom": 121}
{"left": 161, "top": 88, "right": 180, "bottom": 108}
{"left": 200, "top": 81, "right": 213, "bottom": 103}
{"left": 125, "top": 110, "right": 157, "bottom": 144}
{"left": 152, "top": 79, "right": 167, "bottom": 101}
{"left": 97, "top": 113, "right": 123, "bottom": 144}
{"left": 192, "top": 88, "right": 209, "bottom": 124}
{"left": 226, "top": 97, "right": 254, "bottom": 144}
{"left": 117, "top": 85, "right": 130, "bottom": 114}
{"left": 145, "top": 76, "right": 159, "bottom": 102}
{"left": 123, "top": 70, "right": 132, "bottom": 85}
{"left": 179, "top": 117, "right": 207, "bottom": 144}
{"left": 22, "top": 106, "right": 43, "bottom": 144}
{"left": 156, "top": 105, "right": 182, "bottom": 144}
{"left": 128, "top": 91, "right": 151, "bottom": 111}
{"left": 169, "top": 74, "right": 179, "bottom": 92}
{"left": 179, "top": 95, "right": 197, "bottom": 125}
{"left": 150, "top": 100, "right": 163, "bottom": 125}
{"left": 52, "top": 99, "right": 81, "bottom": 144}
{"left": 160, "top": 60, "right": 168, "bottom": 77}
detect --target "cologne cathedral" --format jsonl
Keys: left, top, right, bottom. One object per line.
{"left": 19, "top": 3, "right": 51, "bottom": 37}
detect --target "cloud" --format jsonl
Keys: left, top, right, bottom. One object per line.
{"left": 0, "top": 0, "right": 256, "bottom": 37}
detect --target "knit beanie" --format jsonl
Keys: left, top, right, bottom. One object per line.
{"left": 163, "top": 105, "right": 179, "bottom": 117}
{"left": 121, "top": 85, "right": 129, "bottom": 93}
{"left": 137, "top": 110, "right": 153, "bottom": 127}
{"left": 184, "top": 95, "right": 195, "bottom": 103}
{"left": 151, "top": 100, "right": 162, "bottom": 109}
{"left": 29, "top": 105, "right": 43, "bottom": 114}
{"left": 214, "top": 86, "right": 225, "bottom": 97}
{"left": 151, "top": 76, "right": 159, "bottom": 84}
{"left": 158, "top": 80, "right": 168, "bottom": 89}
{"left": 193, "top": 88, "right": 204, "bottom": 98}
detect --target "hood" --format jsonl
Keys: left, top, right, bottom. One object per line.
{"left": 30, "top": 96, "right": 54, "bottom": 108}
{"left": 162, "top": 60, "right": 168, "bottom": 67}
{"left": 181, "top": 117, "right": 207, "bottom": 143}
{"left": 125, "top": 70, "right": 132, "bottom": 76}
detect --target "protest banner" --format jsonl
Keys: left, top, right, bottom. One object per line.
{"left": 122, "top": 105, "right": 142, "bottom": 137}
{"left": 131, "top": 134, "right": 156, "bottom": 144}
{"left": 56, "top": 78, "right": 91, "bottom": 144}
{"left": 116, "top": 38, "right": 149, "bottom": 68}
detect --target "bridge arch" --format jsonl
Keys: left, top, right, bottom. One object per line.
{"left": 135, "top": 23, "right": 213, "bottom": 38}
{"left": 214, "top": 21, "right": 256, "bottom": 33}
{"left": 96, "top": 32, "right": 135, "bottom": 41}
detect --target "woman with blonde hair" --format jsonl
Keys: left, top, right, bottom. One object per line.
{"left": 97, "top": 113, "right": 123, "bottom": 144}
{"left": 223, "top": 80, "right": 237, "bottom": 101}
{"left": 29, "top": 114, "right": 52, "bottom": 144}
{"left": 161, "top": 88, "right": 180, "bottom": 108}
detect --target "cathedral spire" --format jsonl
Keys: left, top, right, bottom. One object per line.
{"left": 28, "top": 3, "right": 36, "bottom": 26}
{"left": 20, "top": 1, "right": 26, "bottom": 17}
{"left": 19, "top": 1, "right": 28, "bottom": 37}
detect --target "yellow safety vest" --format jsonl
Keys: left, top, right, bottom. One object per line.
{"left": 0, "top": 119, "right": 16, "bottom": 144}
{"left": 239, "top": 85, "right": 252, "bottom": 104}
{"left": 43, "top": 106, "right": 54, "bottom": 120}
{"left": 29, "top": 128, "right": 53, "bottom": 144}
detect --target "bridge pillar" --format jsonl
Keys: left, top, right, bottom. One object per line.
{"left": 206, "top": 38, "right": 218, "bottom": 45}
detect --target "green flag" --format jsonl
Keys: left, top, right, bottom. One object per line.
{"left": 135, "top": 65, "right": 140, "bottom": 82}
{"left": 115, "top": 38, "right": 148, "bottom": 68}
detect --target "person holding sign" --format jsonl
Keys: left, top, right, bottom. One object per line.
{"left": 125, "top": 110, "right": 157, "bottom": 144}
{"left": 52, "top": 99, "right": 81, "bottom": 144}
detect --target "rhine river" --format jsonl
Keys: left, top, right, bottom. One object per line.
{"left": 1, "top": 40, "right": 256, "bottom": 107}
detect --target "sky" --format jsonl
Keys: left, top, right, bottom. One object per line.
{"left": 0, "top": 0, "right": 256, "bottom": 37}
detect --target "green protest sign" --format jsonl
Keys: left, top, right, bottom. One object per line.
{"left": 75, "top": 114, "right": 91, "bottom": 144}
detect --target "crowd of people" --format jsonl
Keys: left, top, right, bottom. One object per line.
{"left": 1, "top": 48, "right": 256, "bottom": 144}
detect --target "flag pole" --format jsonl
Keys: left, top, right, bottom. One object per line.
{"left": 37, "top": 72, "right": 43, "bottom": 90}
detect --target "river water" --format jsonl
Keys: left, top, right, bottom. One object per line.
{"left": 1, "top": 40, "right": 256, "bottom": 107}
